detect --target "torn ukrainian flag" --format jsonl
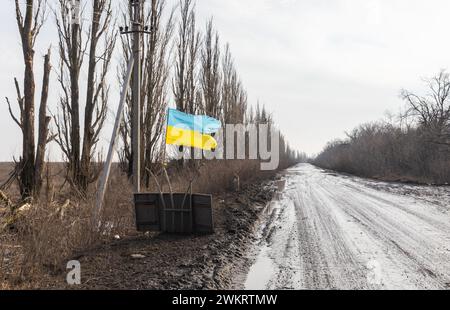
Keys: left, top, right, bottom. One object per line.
{"left": 166, "top": 109, "right": 221, "bottom": 151}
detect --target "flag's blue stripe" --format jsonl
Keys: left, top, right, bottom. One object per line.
{"left": 167, "top": 109, "right": 221, "bottom": 134}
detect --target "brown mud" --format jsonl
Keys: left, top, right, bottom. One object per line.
{"left": 49, "top": 179, "right": 278, "bottom": 289}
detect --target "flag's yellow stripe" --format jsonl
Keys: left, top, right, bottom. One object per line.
{"left": 166, "top": 126, "right": 217, "bottom": 151}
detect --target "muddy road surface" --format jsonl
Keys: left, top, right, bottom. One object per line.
{"left": 244, "top": 164, "right": 450, "bottom": 290}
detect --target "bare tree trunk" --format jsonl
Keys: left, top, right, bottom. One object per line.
{"left": 173, "top": 0, "right": 195, "bottom": 112}
{"left": 186, "top": 10, "right": 200, "bottom": 115}
{"left": 55, "top": 0, "right": 114, "bottom": 193}
{"left": 171, "top": 0, "right": 199, "bottom": 165}
{"left": 80, "top": 0, "right": 114, "bottom": 191}
{"left": 54, "top": 0, "right": 85, "bottom": 188}
{"left": 143, "top": 0, "right": 175, "bottom": 185}
{"left": 35, "top": 50, "right": 52, "bottom": 194}
{"left": 70, "top": 22, "right": 81, "bottom": 185}
{"left": 21, "top": 0, "right": 37, "bottom": 198}
{"left": 6, "top": 0, "right": 47, "bottom": 198}
{"left": 201, "top": 19, "right": 221, "bottom": 118}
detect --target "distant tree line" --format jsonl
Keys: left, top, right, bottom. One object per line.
{"left": 315, "top": 71, "right": 450, "bottom": 184}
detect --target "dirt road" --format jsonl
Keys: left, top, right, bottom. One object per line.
{"left": 244, "top": 164, "right": 450, "bottom": 290}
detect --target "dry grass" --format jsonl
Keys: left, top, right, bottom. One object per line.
{"left": 167, "top": 160, "right": 266, "bottom": 193}
{"left": 0, "top": 159, "right": 275, "bottom": 288}
{"left": 0, "top": 165, "right": 135, "bottom": 287}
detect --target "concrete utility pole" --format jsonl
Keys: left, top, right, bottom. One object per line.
{"left": 94, "top": 57, "right": 135, "bottom": 225}
{"left": 93, "top": 0, "right": 151, "bottom": 225}
{"left": 131, "top": 0, "right": 142, "bottom": 193}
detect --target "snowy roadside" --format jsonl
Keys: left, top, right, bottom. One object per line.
{"left": 337, "top": 173, "right": 450, "bottom": 212}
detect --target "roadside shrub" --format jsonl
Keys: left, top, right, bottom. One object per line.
{"left": 315, "top": 122, "right": 450, "bottom": 184}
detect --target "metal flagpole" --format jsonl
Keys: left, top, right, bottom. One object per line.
{"left": 94, "top": 56, "right": 135, "bottom": 225}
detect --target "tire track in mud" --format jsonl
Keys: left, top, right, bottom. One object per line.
{"left": 318, "top": 182, "right": 450, "bottom": 289}
{"left": 312, "top": 171, "right": 450, "bottom": 289}
{"left": 339, "top": 181, "right": 449, "bottom": 231}
{"left": 244, "top": 164, "right": 450, "bottom": 290}
{"left": 303, "top": 184, "right": 369, "bottom": 289}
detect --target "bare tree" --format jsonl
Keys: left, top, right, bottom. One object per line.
{"left": 401, "top": 70, "right": 450, "bottom": 147}
{"left": 54, "top": 0, "right": 115, "bottom": 191}
{"left": 143, "top": 0, "right": 175, "bottom": 185}
{"left": 185, "top": 4, "right": 201, "bottom": 115}
{"left": 200, "top": 19, "right": 221, "bottom": 118}
{"left": 118, "top": 0, "right": 175, "bottom": 184}
{"left": 221, "top": 44, "right": 247, "bottom": 125}
{"left": 35, "top": 50, "right": 53, "bottom": 195}
{"left": 6, "top": 0, "right": 52, "bottom": 198}
{"left": 221, "top": 43, "right": 233, "bottom": 124}
{"left": 80, "top": 0, "right": 116, "bottom": 190}
{"left": 173, "top": 0, "right": 200, "bottom": 114}
{"left": 54, "top": 0, "right": 86, "bottom": 188}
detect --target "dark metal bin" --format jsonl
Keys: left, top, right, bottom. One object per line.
{"left": 134, "top": 193, "right": 214, "bottom": 234}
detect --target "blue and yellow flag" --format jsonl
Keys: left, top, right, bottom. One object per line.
{"left": 166, "top": 109, "right": 221, "bottom": 151}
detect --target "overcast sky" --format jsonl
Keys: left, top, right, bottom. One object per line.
{"left": 1, "top": 0, "right": 450, "bottom": 161}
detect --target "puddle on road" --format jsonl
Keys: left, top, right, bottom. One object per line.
{"left": 244, "top": 245, "right": 276, "bottom": 290}
{"left": 244, "top": 166, "right": 303, "bottom": 290}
